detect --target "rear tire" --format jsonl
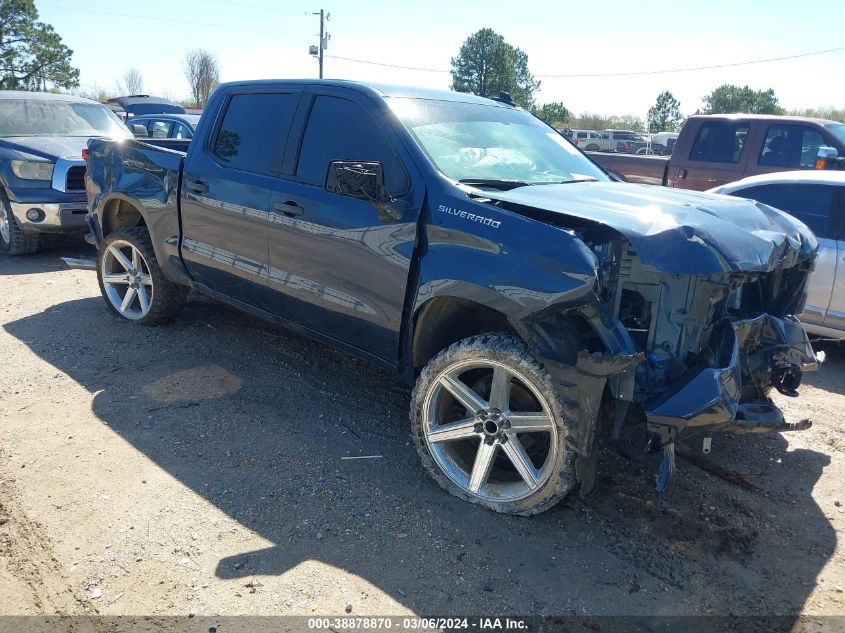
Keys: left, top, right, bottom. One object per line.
{"left": 0, "top": 190, "right": 39, "bottom": 256}
{"left": 411, "top": 333, "right": 577, "bottom": 516}
{"left": 97, "top": 226, "right": 187, "bottom": 325}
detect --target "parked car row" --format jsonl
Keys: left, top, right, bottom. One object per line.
{"left": 1, "top": 83, "right": 836, "bottom": 519}
{"left": 560, "top": 128, "right": 677, "bottom": 155}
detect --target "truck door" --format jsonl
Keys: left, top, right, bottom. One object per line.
{"left": 734, "top": 183, "right": 837, "bottom": 329}
{"left": 823, "top": 188, "right": 845, "bottom": 333}
{"left": 180, "top": 89, "right": 301, "bottom": 310}
{"left": 264, "top": 89, "right": 422, "bottom": 362}
{"left": 746, "top": 123, "right": 833, "bottom": 179}
{"left": 672, "top": 120, "right": 752, "bottom": 190}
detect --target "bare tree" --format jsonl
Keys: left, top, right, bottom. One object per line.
{"left": 122, "top": 68, "right": 144, "bottom": 95}
{"left": 183, "top": 49, "right": 220, "bottom": 107}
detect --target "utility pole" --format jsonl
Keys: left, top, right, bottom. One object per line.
{"left": 311, "top": 9, "right": 328, "bottom": 79}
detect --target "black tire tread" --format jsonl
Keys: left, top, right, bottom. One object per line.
{"left": 410, "top": 332, "right": 577, "bottom": 516}
{"left": 97, "top": 226, "right": 187, "bottom": 325}
{"left": 1, "top": 189, "right": 39, "bottom": 256}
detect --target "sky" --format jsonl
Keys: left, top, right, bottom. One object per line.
{"left": 34, "top": 0, "right": 845, "bottom": 117}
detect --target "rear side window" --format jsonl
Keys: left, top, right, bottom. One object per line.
{"left": 149, "top": 120, "right": 171, "bottom": 138}
{"left": 296, "top": 95, "right": 408, "bottom": 194}
{"left": 212, "top": 92, "right": 299, "bottom": 173}
{"left": 689, "top": 122, "right": 749, "bottom": 163}
{"left": 736, "top": 184, "right": 835, "bottom": 238}
{"left": 758, "top": 125, "right": 826, "bottom": 168}
{"left": 172, "top": 122, "right": 192, "bottom": 139}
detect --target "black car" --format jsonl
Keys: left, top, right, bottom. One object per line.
{"left": 129, "top": 114, "right": 202, "bottom": 140}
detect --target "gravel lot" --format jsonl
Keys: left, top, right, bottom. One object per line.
{"left": 1, "top": 237, "right": 844, "bottom": 623}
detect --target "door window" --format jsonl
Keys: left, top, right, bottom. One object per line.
{"left": 689, "top": 122, "right": 749, "bottom": 163}
{"left": 212, "top": 92, "right": 299, "bottom": 174}
{"left": 172, "top": 122, "right": 193, "bottom": 139}
{"left": 736, "top": 184, "right": 835, "bottom": 238}
{"left": 148, "top": 120, "right": 171, "bottom": 138}
{"left": 295, "top": 95, "right": 408, "bottom": 195}
{"left": 758, "top": 125, "right": 827, "bottom": 168}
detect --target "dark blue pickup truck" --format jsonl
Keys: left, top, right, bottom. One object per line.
{"left": 85, "top": 80, "right": 822, "bottom": 515}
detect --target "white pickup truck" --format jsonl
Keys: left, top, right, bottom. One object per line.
{"left": 595, "top": 129, "right": 647, "bottom": 152}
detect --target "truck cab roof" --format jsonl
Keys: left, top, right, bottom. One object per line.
{"left": 214, "top": 79, "right": 514, "bottom": 107}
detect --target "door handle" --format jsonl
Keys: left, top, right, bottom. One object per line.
{"left": 185, "top": 180, "right": 208, "bottom": 194}
{"left": 273, "top": 200, "right": 304, "bottom": 217}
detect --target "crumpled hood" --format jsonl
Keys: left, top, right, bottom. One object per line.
{"left": 0, "top": 136, "right": 90, "bottom": 161}
{"left": 482, "top": 181, "right": 818, "bottom": 275}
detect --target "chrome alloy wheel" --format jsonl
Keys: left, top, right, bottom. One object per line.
{"left": 100, "top": 240, "right": 154, "bottom": 320}
{"left": 422, "top": 359, "right": 558, "bottom": 502}
{"left": 0, "top": 208, "right": 10, "bottom": 244}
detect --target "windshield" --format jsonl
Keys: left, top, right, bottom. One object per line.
{"left": 390, "top": 98, "right": 608, "bottom": 185}
{"left": 826, "top": 123, "right": 845, "bottom": 148}
{"left": 0, "top": 99, "right": 131, "bottom": 138}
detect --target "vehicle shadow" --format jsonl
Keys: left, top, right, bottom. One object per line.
{"left": 804, "top": 340, "right": 845, "bottom": 397}
{"left": 3, "top": 296, "right": 838, "bottom": 617}
{"left": 0, "top": 234, "right": 94, "bottom": 276}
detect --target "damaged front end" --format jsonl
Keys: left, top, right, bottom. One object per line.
{"left": 479, "top": 182, "right": 823, "bottom": 499}
{"left": 535, "top": 236, "right": 822, "bottom": 499}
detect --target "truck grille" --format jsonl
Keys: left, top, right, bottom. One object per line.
{"left": 66, "top": 166, "right": 86, "bottom": 191}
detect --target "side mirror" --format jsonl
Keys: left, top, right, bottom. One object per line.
{"left": 325, "top": 161, "right": 388, "bottom": 202}
{"left": 816, "top": 146, "right": 840, "bottom": 170}
{"left": 131, "top": 124, "right": 148, "bottom": 137}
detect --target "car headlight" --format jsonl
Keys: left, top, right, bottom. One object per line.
{"left": 10, "top": 160, "right": 54, "bottom": 181}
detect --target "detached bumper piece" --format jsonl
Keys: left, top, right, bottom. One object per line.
{"left": 551, "top": 314, "right": 821, "bottom": 501}
{"left": 644, "top": 313, "right": 819, "bottom": 434}
{"left": 642, "top": 313, "right": 820, "bottom": 498}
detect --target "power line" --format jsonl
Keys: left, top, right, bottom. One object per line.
{"left": 326, "top": 54, "right": 447, "bottom": 73}
{"left": 37, "top": 3, "right": 296, "bottom": 32}
{"left": 537, "top": 46, "right": 845, "bottom": 78}
{"left": 202, "top": 0, "right": 307, "bottom": 12}
{"left": 329, "top": 46, "right": 845, "bottom": 78}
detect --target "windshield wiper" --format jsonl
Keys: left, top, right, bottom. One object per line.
{"left": 457, "top": 178, "right": 530, "bottom": 190}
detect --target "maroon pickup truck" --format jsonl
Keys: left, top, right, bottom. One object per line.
{"left": 589, "top": 114, "right": 845, "bottom": 190}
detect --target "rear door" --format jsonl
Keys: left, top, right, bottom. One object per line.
{"left": 733, "top": 183, "right": 838, "bottom": 327}
{"left": 180, "top": 88, "right": 302, "bottom": 309}
{"left": 672, "top": 119, "right": 752, "bottom": 190}
{"left": 264, "top": 87, "right": 422, "bottom": 362}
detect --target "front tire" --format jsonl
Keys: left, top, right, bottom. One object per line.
{"left": 0, "top": 190, "right": 39, "bottom": 256}
{"left": 411, "top": 333, "right": 576, "bottom": 516}
{"left": 97, "top": 227, "right": 187, "bottom": 325}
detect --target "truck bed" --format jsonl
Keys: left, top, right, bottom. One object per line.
{"left": 587, "top": 151, "right": 669, "bottom": 186}
{"left": 86, "top": 137, "right": 188, "bottom": 283}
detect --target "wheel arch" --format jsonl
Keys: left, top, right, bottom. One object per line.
{"left": 95, "top": 192, "right": 192, "bottom": 286}
{"left": 100, "top": 195, "right": 147, "bottom": 238}
{"left": 410, "top": 296, "right": 519, "bottom": 375}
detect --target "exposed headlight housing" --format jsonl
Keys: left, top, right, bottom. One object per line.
{"left": 10, "top": 160, "right": 54, "bottom": 181}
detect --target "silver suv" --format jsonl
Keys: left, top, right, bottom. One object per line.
{"left": 711, "top": 170, "right": 845, "bottom": 338}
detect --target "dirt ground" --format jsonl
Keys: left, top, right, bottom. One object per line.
{"left": 1, "top": 237, "right": 844, "bottom": 625}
